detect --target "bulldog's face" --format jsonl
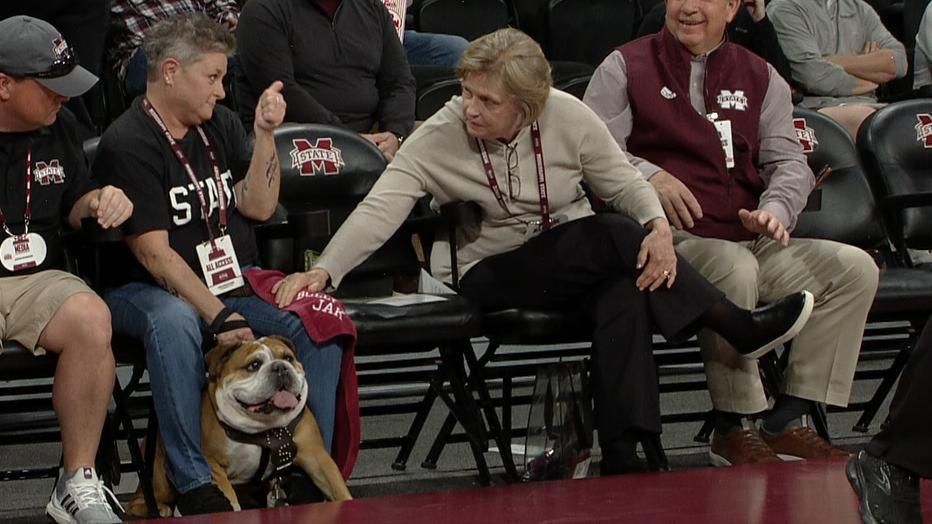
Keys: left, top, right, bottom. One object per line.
{"left": 206, "top": 336, "right": 309, "bottom": 434}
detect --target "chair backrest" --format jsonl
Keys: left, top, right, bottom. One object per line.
{"left": 416, "top": 78, "right": 462, "bottom": 121}
{"left": 858, "top": 99, "right": 932, "bottom": 249}
{"left": 417, "top": 0, "right": 510, "bottom": 41}
{"left": 272, "top": 124, "right": 419, "bottom": 295}
{"left": 791, "top": 106, "right": 887, "bottom": 249}
{"left": 554, "top": 74, "right": 591, "bottom": 100}
{"left": 547, "top": 0, "right": 640, "bottom": 65}
{"left": 83, "top": 137, "right": 101, "bottom": 166}
{"left": 511, "top": 0, "right": 551, "bottom": 48}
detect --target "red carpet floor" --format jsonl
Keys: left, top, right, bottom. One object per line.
{"left": 137, "top": 457, "right": 932, "bottom": 523}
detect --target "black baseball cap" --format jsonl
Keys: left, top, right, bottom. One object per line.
{"left": 0, "top": 16, "right": 98, "bottom": 97}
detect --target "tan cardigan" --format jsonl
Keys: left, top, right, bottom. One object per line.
{"left": 315, "top": 88, "right": 665, "bottom": 287}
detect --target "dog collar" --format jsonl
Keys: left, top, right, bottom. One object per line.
{"left": 219, "top": 409, "right": 305, "bottom": 483}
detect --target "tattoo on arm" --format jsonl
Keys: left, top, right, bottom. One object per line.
{"left": 265, "top": 152, "right": 277, "bottom": 188}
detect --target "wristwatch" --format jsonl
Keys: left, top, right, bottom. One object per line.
{"left": 390, "top": 131, "right": 406, "bottom": 146}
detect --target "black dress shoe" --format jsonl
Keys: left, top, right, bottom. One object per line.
{"left": 846, "top": 450, "right": 922, "bottom": 524}
{"left": 737, "top": 291, "right": 813, "bottom": 359}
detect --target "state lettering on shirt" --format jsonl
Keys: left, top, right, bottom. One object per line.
{"left": 169, "top": 169, "right": 237, "bottom": 226}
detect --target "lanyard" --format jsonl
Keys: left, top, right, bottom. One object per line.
{"left": 0, "top": 148, "right": 33, "bottom": 238}
{"left": 143, "top": 98, "right": 227, "bottom": 240}
{"left": 476, "top": 121, "right": 552, "bottom": 229}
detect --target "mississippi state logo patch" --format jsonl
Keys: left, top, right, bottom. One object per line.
{"left": 793, "top": 118, "right": 818, "bottom": 153}
{"left": 290, "top": 138, "right": 345, "bottom": 176}
{"left": 717, "top": 90, "right": 748, "bottom": 111}
{"left": 51, "top": 35, "right": 69, "bottom": 60}
{"left": 915, "top": 114, "right": 932, "bottom": 149}
{"left": 33, "top": 159, "right": 66, "bottom": 185}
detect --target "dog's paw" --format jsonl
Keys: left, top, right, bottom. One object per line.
{"left": 158, "top": 504, "right": 173, "bottom": 518}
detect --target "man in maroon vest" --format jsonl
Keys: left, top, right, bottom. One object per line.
{"left": 584, "top": 0, "right": 879, "bottom": 466}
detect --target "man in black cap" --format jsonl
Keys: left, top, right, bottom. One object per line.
{"left": 0, "top": 15, "right": 132, "bottom": 524}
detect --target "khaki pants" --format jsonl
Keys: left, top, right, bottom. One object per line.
{"left": 673, "top": 231, "right": 879, "bottom": 413}
{"left": 0, "top": 270, "right": 92, "bottom": 355}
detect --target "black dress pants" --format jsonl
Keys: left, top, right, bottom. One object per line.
{"left": 459, "top": 213, "right": 724, "bottom": 446}
{"left": 866, "top": 318, "right": 932, "bottom": 477}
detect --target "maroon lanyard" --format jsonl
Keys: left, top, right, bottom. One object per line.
{"left": 0, "top": 148, "right": 33, "bottom": 238}
{"left": 476, "top": 121, "right": 552, "bottom": 229}
{"left": 143, "top": 98, "right": 227, "bottom": 240}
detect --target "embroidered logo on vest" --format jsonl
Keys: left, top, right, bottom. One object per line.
{"left": 660, "top": 86, "right": 677, "bottom": 99}
{"left": 793, "top": 118, "right": 818, "bottom": 153}
{"left": 716, "top": 90, "right": 748, "bottom": 111}
{"left": 915, "top": 114, "right": 932, "bottom": 149}
{"left": 33, "top": 159, "right": 66, "bottom": 185}
{"left": 290, "top": 138, "right": 345, "bottom": 176}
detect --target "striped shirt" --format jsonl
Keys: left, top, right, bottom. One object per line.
{"left": 107, "top": 0, "right": 240, "bottom": 79}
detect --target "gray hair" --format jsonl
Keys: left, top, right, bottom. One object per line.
{"left": 457, "top": 28, "right": 552, "bottom": 126}
{"left": 143, "top": 12, "right": 234, "bottom": 81}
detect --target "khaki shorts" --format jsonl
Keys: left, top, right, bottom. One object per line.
{"left": 0, "top": 270, "right": 93, "bottom": 355}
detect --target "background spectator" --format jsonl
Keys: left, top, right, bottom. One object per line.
{"left": 768, "top": 0, "right": 907, "bottom": 138}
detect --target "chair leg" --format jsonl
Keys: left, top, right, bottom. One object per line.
{"left": 392, "top": 385, "right": 439, "bottom": 471}
{"left": 641, "top": 433, "right": 670, "bottom": 472}
{"left": 461, "top": 341, "right": 519, "bottom": 480}
{"left": 853, "top": 343, "right": 913, "bottom": 433}
{"left": 421, "top": 412, "right": 457, "bottom": 469}
{"left": 112, "top": 379, "right": 156, "bottom": 516}
{"left": 693, "top": 410, "right": 716, "bottom": 444}
{"left": 437, "top": 343, "right": 492, "bottom": 485}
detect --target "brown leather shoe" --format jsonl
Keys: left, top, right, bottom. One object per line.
{"left": 762, "top": 424, "right": 850, "bottom": 461}
{"left": 709, "top": 429, "right": 782, "bottom": 466}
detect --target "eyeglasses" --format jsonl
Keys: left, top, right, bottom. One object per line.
{"left": 25, "top": 48, "right": 77, "bottom": 79}
{"left": 505, "top": 144, "right": 520, "bottom": 199}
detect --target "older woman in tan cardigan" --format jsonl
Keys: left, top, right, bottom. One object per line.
{"left": 274, "top": 28, "right": 813, "bottom": 474}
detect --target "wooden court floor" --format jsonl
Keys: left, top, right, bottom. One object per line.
{"left": 135, "top": 457, "right": 931, "bottom": 523}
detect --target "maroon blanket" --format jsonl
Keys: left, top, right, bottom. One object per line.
{"left": 245, "top": 269, "right": 360, "bottom": 479}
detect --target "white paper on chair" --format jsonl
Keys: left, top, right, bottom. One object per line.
{"left": 418, "top": 268, "right": 457, "bottom": 295}
{"left": 363, "top": 293, "right": 448, "bottom": 306}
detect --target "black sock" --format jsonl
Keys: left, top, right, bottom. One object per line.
{"left": 714, "top": 411, "right": 748, "bottom": 435}
{"left": 761, "top": 394, "right": 813, "bottom": 435}
{"left": 699, "top": 297, "right": 755, "bottom": 349}
{"left": 600, "top": 431, "right": 643, "bottom": 475}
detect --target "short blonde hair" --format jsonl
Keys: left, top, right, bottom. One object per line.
{"left": 457, "top": 28, "right": 552, "bottom": 126}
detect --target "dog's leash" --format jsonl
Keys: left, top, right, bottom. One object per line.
{"left": 218, "top": 411, "right": 305, "bottom": 507}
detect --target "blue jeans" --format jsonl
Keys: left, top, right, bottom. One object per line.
{"left": 403, "top": 30, "right": 468, "bottom": 67}
{"left": 105, "top": 282, "right": 343, "bottom": 494}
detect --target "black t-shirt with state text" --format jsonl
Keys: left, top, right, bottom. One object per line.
{"left": 93, "top": 99, "right": 258, "bottom": 285}
{"left": 0, "top": 109, "right": 98, "bottom": 277}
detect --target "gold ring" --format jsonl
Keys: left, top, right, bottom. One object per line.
{"left": 662, "top": 270, "right": 671, "bottom": 277}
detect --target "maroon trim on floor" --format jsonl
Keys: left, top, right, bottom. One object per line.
{"left": 136, "top": 457, "right": 932, "bottom": 523}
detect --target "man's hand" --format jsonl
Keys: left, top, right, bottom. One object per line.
{"left": 271, "top": 268, "right": 331, "bottom": 307}
{"left": 636, "top": 218, "right": 678, "bottom": 291}
{"left": 648, "top": 170, "right": 703, "bottom": 230}
{"left": 215, "top": 311, "right": 256, "bottom": 345}
{"left": 89, "top": 185, "right": 133, "bottom": 228}
{"left": 254, "top": 81, "right": 286, "bottom": 133}
{"left": 738, "top": 208, "right": 790, "bottom": 246}
{"left": 744, "top": 0, "right": 766, "bottom": 22}
{"left": 362, "top": 132, "right": 400, "bottom": 161}
{"left": 862, "top": 41, "right": 880, "bottom": 54}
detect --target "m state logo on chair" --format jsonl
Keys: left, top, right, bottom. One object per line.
{"left": 915, "top": 114, "right": 932, "bottom": 149}
{"left": 793, "top": 118, "right": 818, "bottom": 153}
{"left": 290, "top": 138, "right": 345, "bottom": 176}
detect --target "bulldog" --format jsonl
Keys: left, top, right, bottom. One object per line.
{"left": 127, "top": 335, "right": 352, "bottom": 517}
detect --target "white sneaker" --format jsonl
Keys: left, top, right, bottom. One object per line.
{"left": 46, "top": 467, "right": 123, "bottom": 524}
